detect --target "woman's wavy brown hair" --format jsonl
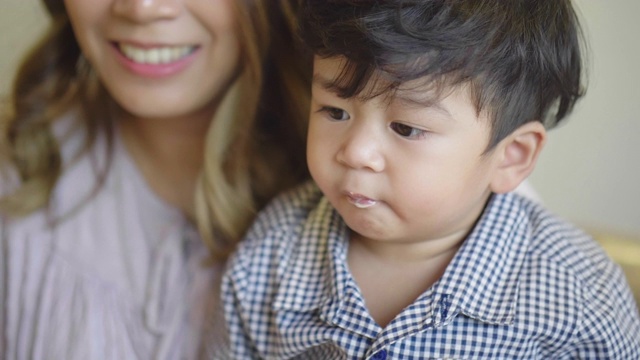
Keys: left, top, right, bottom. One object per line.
{"left": 0, "top": 0, "right": 311, "bottom": 261}
{"left": 196, "top": 0, "right": 311, "bottom": 260}
{"left": 0, "top": 0, "right": 112, "bottom": 216}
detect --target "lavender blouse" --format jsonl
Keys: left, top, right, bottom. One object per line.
{"left": 1, "top": 116, "right": 222, "bottom": 359}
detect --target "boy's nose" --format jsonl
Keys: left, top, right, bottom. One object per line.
{"left": 336, "top": 125, "right": 385, "bottom": 173}
{"left": 112, "top": 0, "right": 183, "bottom": 23}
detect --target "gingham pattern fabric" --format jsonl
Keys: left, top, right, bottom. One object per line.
{"left": 218, "top": 181, "right": 640, "bottom": 359}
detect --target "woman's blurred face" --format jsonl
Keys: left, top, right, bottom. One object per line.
{"left": 64, "top": 0, "right": 241, "bottom": 120}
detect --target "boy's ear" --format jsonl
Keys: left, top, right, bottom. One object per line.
{"left": 490, "top": 121, "right": 547, "bottom": 194}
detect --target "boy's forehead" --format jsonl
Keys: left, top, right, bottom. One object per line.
{"left": 313, "top": 56, "right": 460, "bottom": 107}
{"left": 312, "top": 55, "right": 347, "bottom": 79}
{"left": 312, "top": 56, "right": 357, "bottom": 93}
{"left": 313, "top": 56, "right": 492, "bottom": 125}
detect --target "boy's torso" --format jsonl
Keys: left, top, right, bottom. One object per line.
{"left": 225, "top": 181, "right": 640, "bottom": 359}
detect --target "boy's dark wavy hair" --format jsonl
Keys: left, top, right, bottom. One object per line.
{"left": 299, "top": 0, "right": 586, "bottom": 149}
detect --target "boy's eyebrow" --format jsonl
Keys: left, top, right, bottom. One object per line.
{"left": 313, "top": 72, "right": 454, "bottom": 120}
{"left": 395, "top": 92, "right": 454, "bottom": 120}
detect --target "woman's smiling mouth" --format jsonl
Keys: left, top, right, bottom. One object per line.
{"left": 117, "top": 43, "right": 197, "bottom": 64}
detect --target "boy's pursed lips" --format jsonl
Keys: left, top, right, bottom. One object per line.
{"left": 345, "top": 191, "right": 378, "bottom": 209}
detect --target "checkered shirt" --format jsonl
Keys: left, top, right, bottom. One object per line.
{"left": 216, "top": 181, "right": 640, "bottom": 359}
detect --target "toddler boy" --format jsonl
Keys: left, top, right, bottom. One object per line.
{"left": 219, "top": 1, "right": 640, "bottom": 358}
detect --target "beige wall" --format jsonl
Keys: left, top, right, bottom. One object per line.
{"left": 529, "top": 0, "right": 640, "bottom": 238}
{"left": 0, "top": 0, "right": 48, "bottom": 94}
{"left": 1, "top": 0, "right": 638, "bottom": 238}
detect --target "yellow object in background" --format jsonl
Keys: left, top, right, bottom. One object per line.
{"left": 594, "top": 232, "right": 640, "bottom": 309}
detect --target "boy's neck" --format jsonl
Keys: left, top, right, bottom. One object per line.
{"left": 349, "top": 228, "right": 469, "bottom": 264}
{"left": 347, "top": 229, "right": 468, "bottom": 328}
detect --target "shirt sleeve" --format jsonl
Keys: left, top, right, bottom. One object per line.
{"left": 567, "top": 260, "right": 640, "bottom": 358}
{"left": 214, "top": 263, "right": 264, "bottom": 360}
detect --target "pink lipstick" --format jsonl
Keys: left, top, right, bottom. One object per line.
{"left": 113, "top": 42, "right": 199, "bottom": 78}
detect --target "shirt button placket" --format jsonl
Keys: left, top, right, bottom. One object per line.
{"left": 370, "top": 349, "right": 387, "bottom": 360}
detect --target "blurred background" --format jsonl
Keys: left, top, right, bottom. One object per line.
{"left": 1, "top": 1, "right": 638, "bottom": 300}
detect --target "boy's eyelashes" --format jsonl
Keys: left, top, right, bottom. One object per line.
{"left": 390, "top": 122, "right": 429, "bottom": 140}
{"left": 317, "top": 106, "right": 350, "bottom": 121}
{"left": 315, "top": 105, "right": 430, "bottom": 140}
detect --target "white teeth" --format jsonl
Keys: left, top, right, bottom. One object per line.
{"left": 119, "top": 44, "right": 195, "bottom": 64}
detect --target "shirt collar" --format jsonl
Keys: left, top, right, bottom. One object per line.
{"left": 273, "top": 190, "right": 531, "bottom": 327}
{"left": 432, "top": 192, "right": 531, "bottom": 326}
{"left": 273, "top": 195, "right": 348, "bottom": 313}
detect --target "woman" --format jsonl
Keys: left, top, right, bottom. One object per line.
{"left": 0, "top": 0, "right": 309, "bottom": 358}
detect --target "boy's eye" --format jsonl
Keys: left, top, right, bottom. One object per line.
{"left": 390, "top": 122, "right": 427, "bottom": 139}
{"left": 320, "top": 106, "right": 350, "bottom": 121}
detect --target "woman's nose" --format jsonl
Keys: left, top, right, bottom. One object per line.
{"left": 336, "top": 124, "right": 385, "bottom": 173}
{"left": 112, "top": 0, "right": 183, "bottom": 23}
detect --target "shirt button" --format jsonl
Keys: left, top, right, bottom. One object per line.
{"left": 371, "top": 349, "right": 387, "bottom": 360}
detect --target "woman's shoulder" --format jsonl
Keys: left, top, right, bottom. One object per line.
{"left": 245, "top": 180, "right": 323, "bottom": 240}
{"left": 228, "top": 181, "right": 322, "bottom": 268}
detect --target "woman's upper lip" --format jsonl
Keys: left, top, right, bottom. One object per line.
{"left": 112, "top": 39, "right": 198, "bottom": 48}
